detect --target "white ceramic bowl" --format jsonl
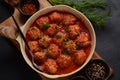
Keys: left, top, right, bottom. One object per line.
{"left": 17, "top": 5, "right": 96, "bottom": 79}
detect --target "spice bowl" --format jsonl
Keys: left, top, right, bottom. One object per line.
{"left": 18, "top": 0, "right": 40, "bottom": 18}
{"left": 85, "top": 58, "right": 110, "bottom": 80}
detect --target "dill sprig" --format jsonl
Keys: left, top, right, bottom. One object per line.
{"left": 48, "top": 0, "right": 111, "bottom": 28}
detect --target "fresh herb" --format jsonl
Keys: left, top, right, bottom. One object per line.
{"left": 65, "top": 25, "right": 69, "bottom": 29}
{"left": 63, "top": 37, "right": 70, "bottom": 42}
{"left": 48, "top": 0, "right": 111, "bottom": 28}
{"left": 41, "top": 24, "right": 50, "bottom": 28}
{"left": 70, "top": 46, "right": 75, "bottom": 50}
{"left": 62, "top": 50, "right": 70, "bottom": 55}
{"left": 55, "top": 34, "right": 62, "bottom": 39}
{"left": 63, "top": 41, "right": 67, "bottom": 45}
{"left": 62, "top": 20, "right": 65, "bottom": 24}
{"left": 76, "top": 45, "right": 81, "bottom": 50}
{"left": 31, "top": 27, "right": 36, "bottom": 30}
{"left": 45, "top": 52, "right": 51, "bottom": 58}
{"left": 63, "top": 37, "right": 70, "bottom": 45}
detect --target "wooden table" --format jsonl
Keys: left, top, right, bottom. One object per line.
{"left": 0, "top": 0, "right": 113, "bottom": 80}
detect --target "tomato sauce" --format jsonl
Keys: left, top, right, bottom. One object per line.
{"left": 57, "top": 62, "right": 79, "bottom": 75}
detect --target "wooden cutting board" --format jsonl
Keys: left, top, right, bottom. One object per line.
{"left": 0, "top": 0, "right": 114, "bottom": 80}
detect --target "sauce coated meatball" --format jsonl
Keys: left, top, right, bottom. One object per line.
{"left": 56, "top": 24, "right": 64, "bottom": 32}
{"left": 34, "top": 51, "right": 46, "bottom": 64}
{"left": 47, "top": 44, "right": 61, "bottom": 59}
{"left": 68, "top": 24, "right": 80, "bottom": 39}
{"left": 36, "top": 16, "right": 50, "bottom": 29}
{"left": 38, "top": 35, "right": 52, "bottom": 48}
{"left": 64, "top": 40, "right": 77, "bottom": 53}
{"left": 75, "top": 32, "right": 91, "bottom": 47}
{"left": 45, "top": 24, "right": 57, "bottom": 37}
{"left": 63, "top": 14, "right": 77, "bottom": 25}
{"left": 27, "top": 26, "right": 42, "bottom": 40}
{"left": 44, "top": 59, "right": 58, "bottom": 74}
{"left": 56, "top": 54, "right": 72, "bottom": 69}
{"left": 73, "top": 50, "right": 87, "bottom": 65}
{"left": 49, "top": 11, "right": 63, "bottom": 23}
{"left": 28, "top": 41, "right": 39, "bottom": 52}
{"left": 53, "top": 32, "right": 67, "bottom": 46}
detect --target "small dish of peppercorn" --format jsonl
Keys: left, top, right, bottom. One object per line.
{"left": 18, "top": 0, "right": 40, "bottom": 17}
{"left": 85, "top": 59, "right": 110, "bottom": 80}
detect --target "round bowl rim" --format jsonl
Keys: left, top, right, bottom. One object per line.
{"left": 18, "top": 5, "right": 96, "bottom": 79}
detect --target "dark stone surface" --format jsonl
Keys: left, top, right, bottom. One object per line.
{"left": 95, "top": 0, "right": 120, "bottom": 80}
{"left": 0, "top": 37, "right": 42, "bottom": 80}
{"left": 0, "top": 0, "right": 14, "bottom": 23}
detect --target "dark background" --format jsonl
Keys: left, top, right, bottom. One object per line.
{"left": 0, "top": 0, "right": 120, "bottom": 80}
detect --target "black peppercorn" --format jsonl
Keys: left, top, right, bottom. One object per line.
{"left": 85, "top": 59, "right": 110, "bottom": 80}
